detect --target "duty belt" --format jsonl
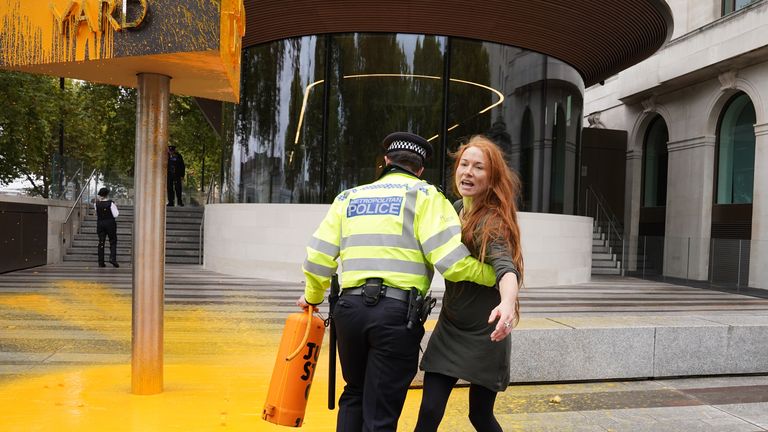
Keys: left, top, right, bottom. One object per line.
{"left": 341, "top": 279, "right": 434, "bottom": 330}
{"left": 341, "top": 285, "right": 410, "bottom": 303}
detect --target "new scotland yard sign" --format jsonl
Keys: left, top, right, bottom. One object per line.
{"left": 0, "top": 0, "right": 244, "bottom": 102}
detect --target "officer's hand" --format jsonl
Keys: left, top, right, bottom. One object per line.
{"left": 296, "top": 295, "right": 310, "bottom": 311}
{"left": 488, "top": 301, "right": 517, "bottom": 342}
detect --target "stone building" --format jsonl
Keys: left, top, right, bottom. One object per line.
{"left": 584, "top": 0, "right": 768, "bottom": 289}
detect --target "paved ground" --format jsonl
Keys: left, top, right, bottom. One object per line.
{"left": 1, "top": 263, "right": 767, "bottom": 431}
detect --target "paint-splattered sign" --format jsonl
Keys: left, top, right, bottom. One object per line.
{"left": 0, "top": 0, "right": 244, "bottom": 102}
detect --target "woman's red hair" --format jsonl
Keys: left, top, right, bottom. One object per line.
{"left": 452, "top": 135, "right": 524, "bottom": 288}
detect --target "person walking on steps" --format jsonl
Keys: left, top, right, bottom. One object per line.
{"left": 95, "top": 187, "right": 120, "bottom": 268}
{"left": 167, "top": 144, "right": 186, "bottom": 206}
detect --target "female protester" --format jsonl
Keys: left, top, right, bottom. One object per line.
{"left": 415, "top": 135, "right": 523, "bottom": 432}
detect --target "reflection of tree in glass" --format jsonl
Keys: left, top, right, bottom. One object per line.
{"left": 412, "top": 36, "right": 445, "bottom": 186}
{"left": 284, "top": 45, "right": 305, "bottom": 202}
{"left": 326, "top": 34, "right": 410, "bottom": 200}
{"left": 237, "top": 42, "right": 284, "bottom": 202}
{"left": 445, "top": 39, "right": 492, "bottom": 199}
{"left": 448, "top": 40, "right": 492, "bottom": 140}
{"left": 284, "top": 37, "right": 326, "bottom": 203}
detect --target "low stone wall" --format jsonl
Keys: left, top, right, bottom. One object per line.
{"left": 204, "top": 203, "right": 593, "bottom": 287}
{"left": 0, "top": 195, "right": 79, "bottom": 266}
{"left": 503, "top": 315, "right": 768, "bottom": 382}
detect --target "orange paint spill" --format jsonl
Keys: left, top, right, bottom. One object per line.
{"left": 0, "top": 280, "right": 430, "bottom": 431}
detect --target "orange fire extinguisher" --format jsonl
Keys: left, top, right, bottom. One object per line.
{"left": 262, "top": 305, "right": 326, "bottom": 427}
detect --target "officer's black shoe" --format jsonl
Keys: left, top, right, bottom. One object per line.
{"left": 179, "top": 202, "right": 184, "bottom": 207}
{"left": 167, "top": 203, "right": 174, "bottom": 207}
{"left": 98, "top": 262, "right": 106, "bottom": 268}
{"left": 110, "top": 261, "right": 120, "bottom": 268}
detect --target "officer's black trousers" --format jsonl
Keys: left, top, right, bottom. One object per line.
{"left": 334, "top": 294, "right": 424, "bottom": 432}
{"left": 167, "top": 175, "right": 183, "bottom": 205}
{"left": 96, "top": 220, "right": 117, "bottom": 264}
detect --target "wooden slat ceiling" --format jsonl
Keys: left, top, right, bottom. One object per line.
{"left": 242, "top": 0, "right": 673, "bottom": 87}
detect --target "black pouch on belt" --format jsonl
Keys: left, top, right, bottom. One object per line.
{"left": 407, "top": 288, "right": 436, "bottom": 330}
{"left": 362, "top": 278, "right": 384, "bottom": 306}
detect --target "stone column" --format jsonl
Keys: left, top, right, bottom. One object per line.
{"left": 132, "top": 73, "right": 170, "bottom": 395}
{"left": 749, "top": 122, "right": 768, "bottom": 289}
{"left": 664, "top": 136, "right": 716, "bottom": 280}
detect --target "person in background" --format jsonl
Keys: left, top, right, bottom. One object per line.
{"left": 167, "top": 144, "right": 186, "bottom": 207}
{"left": 415, "top": 135, "right": 524, "bottom": 432}
{"left": 95, "top": 187, "right": 120, "bottom": 268}
{"left": 297, "top": 131, "right": 504, "bottom": 432}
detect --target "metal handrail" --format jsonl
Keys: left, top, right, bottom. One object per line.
{"left": 585, "top": 186, "right": 623, "bottom": 242}
{"left": 205, "top": 175, "right": 216, "bottom": 205}
{"left": 585, "top": 185, "right": 624, "bottom": 275}
{"left": 198, "top": 176, "right": 217, "bottom": 264}
{"left": 64, "top": 169, "right": 97, "bottom": 227}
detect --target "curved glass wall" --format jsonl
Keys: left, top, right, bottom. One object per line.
{"left": 227, "top": 34, "right": 585, "bottom": 214}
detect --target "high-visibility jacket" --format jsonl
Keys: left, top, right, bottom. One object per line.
{"left": 303, "top": 170, "right": 496, "bottom": 304}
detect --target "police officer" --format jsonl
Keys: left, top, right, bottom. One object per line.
{"left": 297, "top": 132, "right": 497, "bottom": 432}
{"left": 95, "top": 187, "right": 119, "bottom": 268}
{"left": 167, "top": 145, "right": 186, "bottom": 206}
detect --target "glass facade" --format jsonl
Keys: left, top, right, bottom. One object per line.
{"left": 642, "top": 115, "right": 669, "bottom": 208}
{"left": 716, "top": 92, "right": 756, "bottom": 205}
{"left": 226, "top": 34, "right": 584, "bottom": 214}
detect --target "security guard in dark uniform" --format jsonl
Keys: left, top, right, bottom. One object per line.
{"left": 167, "top": 145, "right": 186, "bottom": 206}
{"left": 297, "top": 132, "right": 497, "bottom": 432}
{"left": 95, "top": 187, "right": 119, "bottom": 268}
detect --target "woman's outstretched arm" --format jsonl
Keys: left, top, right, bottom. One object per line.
{"left": 488, "top": 272, "right": 519, "bottom": 342}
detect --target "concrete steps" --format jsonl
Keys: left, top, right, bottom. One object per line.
{"left": 64, "top": 206, "right": 204, "bottom": 265}
{"left": 591, "top": 224, "right": 621, "bottom": 275}
{"left": 4, "top": 264, "right": 768, "bottom": 386}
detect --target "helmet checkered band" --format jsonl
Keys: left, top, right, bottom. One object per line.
{"left": 387, "top": 140, "right": 427, "bottom": 159}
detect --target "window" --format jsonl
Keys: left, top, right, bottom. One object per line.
{"left": 642, "top": 116, "right": 668, "bottom": 207}
{"left": 716, "top": 93, "right": 756, "bottom": 204}
{"left": 723, "top": 0, "right": 756, "bottom": 15}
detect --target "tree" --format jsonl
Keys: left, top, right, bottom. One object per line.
{"left": 0, "top": 71, "right": 61, "bottom": 196}
{"left": 169, "top": 95, "right": 222, "bottom": 202}
{"left": 1, "top": 69, "right": 224, "bottom": 203}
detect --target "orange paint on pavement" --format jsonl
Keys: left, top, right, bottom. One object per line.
{"left": 0, "top": 280, "right": 442, "bottom": 431}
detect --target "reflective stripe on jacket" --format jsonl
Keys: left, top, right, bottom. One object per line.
{"left": 303, "top": 171, "right": 495, "bottom": 304}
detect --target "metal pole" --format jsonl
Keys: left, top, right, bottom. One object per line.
{"left": 201, "top": 134, "right": 206, "bottom": 193}
{"left": 132, "top": 73, "right": 170, "bottom": 395}
{"left": 58, "top": 77, "right": 65, "bottom": 199}
{"left": 737, "top": 239, "right": 742, "bottom": 288}
{"left": 686, "top": 237, "right": 691, "bottom": 282}
{"left": 642, "top": 236, "right": 648, "bottom": 279}
{"left": 709, "top": 238, "right": 715, "bottom": 284}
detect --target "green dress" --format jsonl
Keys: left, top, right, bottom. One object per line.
{"left": 419, "top": 200, "right": 517, "bottom": 392}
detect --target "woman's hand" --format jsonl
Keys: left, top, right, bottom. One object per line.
{"left": 488, "top": 272, "right": 520, "bottom": 342}
{"left": 488, "top": 300, "right": 517, "bottom": 342}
